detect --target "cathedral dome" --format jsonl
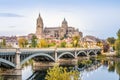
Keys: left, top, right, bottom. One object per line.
{"left": 62, "top": 18, "right": 67, "bottom": 24}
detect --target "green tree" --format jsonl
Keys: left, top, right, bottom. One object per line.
{"left": 115, "top": 29, "right": 120, "bottom": 56}
{"left": 18, "top": 38, "right": 28, "bottom": 48}
{"left": 0, "top": 75, "right": 3, "bottom": 80}
{"left": 108, "top": 62, "right": 115, "bottom": 72}
{"left": 117, "top": 29, "right": 120, "bottom": 39}
{"left": 0, "top": 69, "right": 3, "bottom": 80}
{"left": 72, "top": 36, "right": 80, "bottom": 47}
{"left": 48, "top": 42, "right": 56, "bottom": 47}
{"left": 107, "top": 37, "right": 116, "bottom": 45}
{"left": 31, "top": 35, "right": 38, "bottom": 48}
{"left": 0, "top": 38, "right": 6, "bottom": 48}
{"left": 37, "top": 39, "right": 48, "bottom": 48}
{"left": 115, "top": 61, "right": 120, "bottom": 80}
{"left": 2, "top": 38, "right": 6, "bottom": 47}
{"left": 115, "top": 40, "right": 120, "bottom": 56}
{"left": 45, "top": 66, "right": 79, "bottom": 80}
{"left": 60, "top": 41, "right": 66, "bottom": 48}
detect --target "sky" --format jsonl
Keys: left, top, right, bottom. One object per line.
{"left": 0, "top": 0, "right": 120, "bottom": 39}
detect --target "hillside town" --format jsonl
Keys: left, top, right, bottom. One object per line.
{"left": 0, "top": 14, "right": 108, "bottom": 49}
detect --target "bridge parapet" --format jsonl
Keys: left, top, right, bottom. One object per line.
{"left": 0, "top": 48, "right": 16, "bottom": 52}
{"left": 20, "top": 48, "right": 55, "bottom": 52}
{"left": 0, "top": 48, "right": 101, "bottom": 53}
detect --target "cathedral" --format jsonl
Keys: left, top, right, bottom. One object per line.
{"left": 36, "top": 14, "right": 83, "bottom": 39}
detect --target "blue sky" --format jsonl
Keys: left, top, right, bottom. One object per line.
{"left": 0, "top": 0, "right": 120, "bottom": 39}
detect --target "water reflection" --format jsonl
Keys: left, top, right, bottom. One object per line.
{"left": 81, "top": 59, "right": 119, "bottom": 80}
{"left": 3, "top": 75, "right": 22, "bottom": 80}
{"left": 115, "top": 60, "right": 120, "bottom": 80}
{"left": 1, "top": 58, "right": 120, "bottom": 80}
{"left": 28, "top": 70, "right": 47, "bottom": 80}
{"left": 22, "top": 66, "right": 33, "bottom": 80}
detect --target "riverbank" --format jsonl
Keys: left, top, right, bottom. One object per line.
{"left": 102, "top": 51, "right": 116, "bottom": 56}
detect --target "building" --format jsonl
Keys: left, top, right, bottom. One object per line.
{"left": 0, "top": 36, "right": 18, "bottom": 48}
{"left": 81, "top": 35, "right": 101, "bottom": 48}
{"left": 35, "top": 13, "right": 83, "bottom": 39}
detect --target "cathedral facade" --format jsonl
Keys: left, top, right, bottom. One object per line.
{"left": 36, "top": 14, "right": 83, "bottom": 39}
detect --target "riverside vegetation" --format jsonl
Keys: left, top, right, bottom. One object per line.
{"left": 45, "top": 65, "right": 80, "bottom": 80}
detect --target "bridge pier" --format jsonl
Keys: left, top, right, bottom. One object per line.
{"left": 14, "top": 48, "right": 22, "bottom": 75}
{"left": 75, "top": 50, "right": 77, "bottom": 59}
{"left": 54, "top": 47, "right": 58, "bottom": 63}
{"left": 15, "top": 48, "right": 21, "bottom": 69}
{"left": 74, "top": 50, "right": 78, "bottom": 67}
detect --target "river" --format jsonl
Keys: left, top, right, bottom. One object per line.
{"left": 1, "top": 58, "right": 120, "bottom": 80}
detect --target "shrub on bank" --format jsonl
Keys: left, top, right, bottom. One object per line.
{"left": 45, "top": 65, "right": 79, "bottom": 80}
{"left": 115, "top": 29, "right": 120, "bottom": 57}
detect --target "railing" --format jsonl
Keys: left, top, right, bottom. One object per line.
{"left": 0, "top": 48, "right": 101, "bottom": 51}
{"left": 0, "top": 48, "right": 16, "bottom": 52}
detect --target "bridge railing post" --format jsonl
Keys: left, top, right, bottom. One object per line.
{"left": 15, "top": 48, "right": 21, "bottom": 69}
{"left": 74, "top": 47, "right": 78, "bottom": 67}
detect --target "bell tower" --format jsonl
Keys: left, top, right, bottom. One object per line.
{"left": 62, "top": 18, "right": 68, "bottom": 29}
{"left": 60, "top": 18, "right": 68, "bottom": 38}
{"left": 36, "top": 13, "right": 43, "bottom": 39}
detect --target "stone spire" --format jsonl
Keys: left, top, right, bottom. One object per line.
{"left": 37, "top": 13, "right": 43, "bottom": 26}
{"left": 36, "top": 13, "right": 44, "bottom": 39}
{"left": 39, "top": 13, "right": 40, "bottom": 17}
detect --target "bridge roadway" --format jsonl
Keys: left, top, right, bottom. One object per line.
{"left": 0, "top": 48, "right": 101, "bottom": 70}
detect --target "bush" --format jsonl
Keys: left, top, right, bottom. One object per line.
{"left": 0, "top": 76, "right": 3, "bottom": 80}
{"left": 37, "top": 39, "right": 48, "bottom": 48}
{"left": 115, "top": 29, "right": 120, "bottom": 57}
{"left": 48, "top": 42, "right": 56, "bottom": 47}
{"left": 60, "top": 41, "right": 66, "bottom": 48}
{"left": 45, "top": 66, "right": 79, "bottom": 80}
{"left": 115, "top": 40, "right": 120, "bottom": 57}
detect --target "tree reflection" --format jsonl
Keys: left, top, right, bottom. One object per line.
{"left": 115, "top": 61, "right": 120, "bottom": 80}
{"left": 108, "top": 61, "right": 115, "bottom": 72}
{"left": 0, "top": 69, "right": 4, "bottom": 80}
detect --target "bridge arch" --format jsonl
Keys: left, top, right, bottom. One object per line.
{"left": 0, "top": 58, "right": 15, "bottom": 68}
{"left": 77, "top": 51, "right": 87, "bottom": 56}
{"left": 88, "top": 50, "right": 96, "bottom": 56}
{"left": 57, "top": 52, "right": 75, "bottom": 59}
{"left": 95, "top": 50, "right": 101, "bottom": 55}
{"left": 20, "top": 53, "right": 55, "bottom": 65}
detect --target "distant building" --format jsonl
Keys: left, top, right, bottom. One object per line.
{"left": 35, "top": 13, "right": 83, "bottom": 39}
{"left": 28, "top": 33, "right": 35, "bottom": 40}
{"left": 81, "top": 35, "right": 101, "bottom": 48}
{"left": 0, "top": 36, "right": 18, "bottom": 48}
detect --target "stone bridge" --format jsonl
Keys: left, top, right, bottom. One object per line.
{"left": 0, "top": 48, "right": 101, "bottom": 69}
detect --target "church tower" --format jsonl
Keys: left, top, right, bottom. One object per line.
{"left": 60, "top": 18, "right": 68, "bottom": 38}
{"left": 62, "top": 18, "right": 68, "bottom": 29}
{"left": 36, "top": 13, "right": 43, "bottom": 39}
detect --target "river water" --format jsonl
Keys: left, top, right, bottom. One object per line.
{"left": 1, "top": 58, "right": 120, "bottom": 80}
{"left": 81, "top": 65, "right": 118, "bottom": 80}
